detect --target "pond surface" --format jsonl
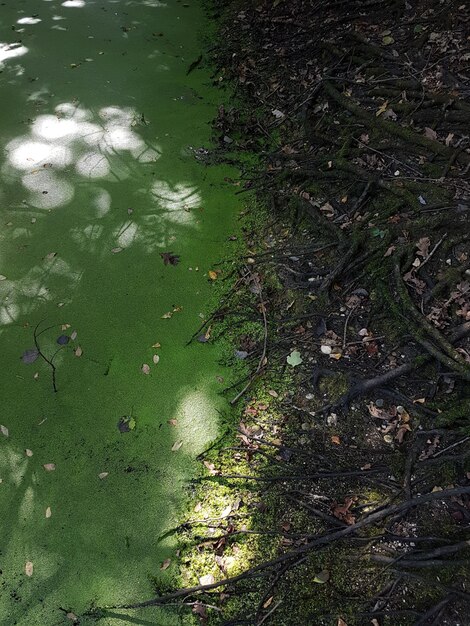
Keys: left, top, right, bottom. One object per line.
{"left": 0, "top": 1, "right": 237, "bottom": 623}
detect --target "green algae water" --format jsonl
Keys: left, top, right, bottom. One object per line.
{"left": 0, "top": 1, "right": 238, "bottom": 623}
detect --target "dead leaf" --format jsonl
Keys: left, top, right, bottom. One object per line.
{"left": 45, "top": 252, "right": 57, "bottom": 260}
{"left": 43, "top": 463, "right": 56, "bottom": 471}
{"left": 111, "top": 247, "right": 123, "bottom": 254}
{"left": 160, "top": 558, "right": 171, "bottom": 570}
{"left": 416, "top": 237, "right": 430, "bottom": 258}
{"left": 141, "top": 363, "right": 150, "bottom": 374}
{"left": 376, "top": 100, "right": 389, "bottom": 117}
{"left": 152, "top": 354, "right": 160, "bottom": 364}
{"left": 313, "top": 569, "right": 330, "bottom": 583}
{"left": 171, "top": 440, "right": 183, "bottom": 451}
{"left": 268, "top": 389, "right": 278, "bottom": 398}
{"left": 152, "top": 342, "right": 161, "bottom": 348}
{"left": 75, "top": 346, "right": 83, "bottom": 357}
{"left": 424, "top": 127, "right": 437, "bottom": 140}
{"left": 331, "top": 435, "right": 341, "bottom": 445}
{"left": 98, "top": 472, "right": 109, "bottom": 479}
{"left": 160, "top": 252, "right": 180, "bottom": 266}
{"left": 167, "top": 419, "right": 177, "bottom": 426}
{"left": 1, "top": 425, "right": 9, "bottom": 438}
{"left": 263, "top": 596, "right": 274, "bottom": 609}
{"left": 45, "top": 506, "right": 52, "bottom": 518}
{"left": 384, "top": 245, "right": 396, "bottom": 257}
{"left": 332, "top": 497, "right": 356, "bottom": 525}
{"left": 208, "top": 270, "right": 218, "bottom": 280}
{"left": 338, "top": 619, "right": 348, "bottom": 626}
{"left": 25, "top": 449, "right": 33, "bottom": 457}
{"left": 66, "top": 613, "right": 78, "bottom": 623}
{"left": 25, "top": 561, "right": 34, "bottom": 576}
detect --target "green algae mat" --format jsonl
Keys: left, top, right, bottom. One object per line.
{"left": 0, "top": 1, "right": 238, "bottom": 623}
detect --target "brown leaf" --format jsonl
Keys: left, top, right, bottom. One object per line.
{"left": 416, "top": 237, "right": 430, "bottom": 258}
{"left": 75, "top": 346, "right": 83, "bottom": 357}
{"left": 171, "top": 440, "right": 183, "bottom": 451}
{"left": 98, "top": 472, "right": 109, "bottom": 480}
{"left": 331, "top": 435, "right": 341, "bottom": 445}
{"left": 141, "top": 363, "right": 150, "bottom": 375}
{"left": 160, "top": 558, "right": 171, "bottom": 570}
{"left": 45, "top": 506, "right": 52, "bottom": 518}
{"left": 25, "top": 561, "right": 33, "bottom": 576}
{"left": 424, "top": 127, "right": 437, "bottom": 140}
{"left": 43, "top": 463, "right": 56, "bottom": 471}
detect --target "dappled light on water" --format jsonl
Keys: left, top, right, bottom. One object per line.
{"left": 0, "top": 0, "right": 239, "bottom": 622}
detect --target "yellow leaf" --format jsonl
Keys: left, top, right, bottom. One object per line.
{"left": 45, "top": 507, "right": 52, "bottom": 518}
{"left": 171, "top": 440, "right": 183, "bottom": 451}
{"left": 376, "top": 100, "right": 389, "bottom": 117}
{"left": 208, "top": 270, "right": 218, "bottom": 280}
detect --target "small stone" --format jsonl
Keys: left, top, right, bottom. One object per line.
{"left": 327, "top": 413, "right": 337, "bottom": 427}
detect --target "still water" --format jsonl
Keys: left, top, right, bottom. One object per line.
{"left": 0, "top": 1, "right": 237, "bottom": 623}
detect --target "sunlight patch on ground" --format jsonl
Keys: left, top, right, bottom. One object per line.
{"left": 17, "top": 17, "right": 42, "bottom": 25}
{"left": 62, "top": 0, "right": 85, "bottom": 7}
{"left": 0, "top": 42, "right": 28, "bottom": 66}
{"left": 151, "top": 180, "right": 200, "bottom": 224}
{"left": 173, "top": 389, "right": 219, "bottom": 456}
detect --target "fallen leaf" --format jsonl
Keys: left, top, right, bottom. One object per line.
{"left": 313, "top": 569, "right": 330, "bottom": 584}
{"left": 161, "top": 311, "right": 173, "bottom": 319}
{"left": 160, "top": 558, "right": 171, "bottom": 570}
{"left": 287, "top": 350, "right": 302, "bottom": 367}
{"left": 152, "top": 354, "right": 160, "bottom": 364}
{"left": 167, "top": 419, "right": 178, "bottom": 426}
{"left": 160, "top": 252, "right": 180, "bottom": 266}
{"left": 152, "top": 342, "right": 161, "bottom": 348}
{"left": 98, "top": 472, "right": 109, "bottom": 480}
{"left": 70, "top": 330, "right": 77, "bottom": 341}
{"left": 0, "top": 275, "right": 7, "bottom": 281}
{"left": 1, "top": 425, "right": 9, "bottom": 438}
{"left": 172, "top": 440, "right": 183, "bottom": 451}
{"left": 25, "top": 449, "right": 33, "bottom": 457}
{"left": 111, "top": 247, "right": 123, "bottom": 254}
{"left": 43, "top": 463, "right": 56, "bottom": 471}
{"left": 338, "top": 619, "right": 348, "bottom": 626}
{"left": 331, "top": 435, "right": 341, "bottom": 445}
{"left": 141, "top": 363, "right": 150, "bottom": 374}
{"left": 263, "top": 596, "right": 274, "bottom": 609}
{"left": 268, "top": 389, "right": 279, "bottom": 398}
{"left": 75, "top": 346, "right": 83, "bottom": 357}
{"left": 384, "top": 245, "right": 396, "bottom": 257}
{"left": 208, "top": 270, "right": 218, "bottom": 280}
{"left": 25, "top": 561, "right": 33, "bottom": 577}
{"left": 382, "top": 35, "right": 395, "bottom": 45}
{"left": 66, "top": 613, "right": 78, "bottom": 623}
{"left": 376, "top": 100, "right": 389, "bottom": 116}
{"left": 424, "top": 126, "right": 437, "bottom": 140}
{"left": 45, "top": 252, "right": 57, "bottom": 260}
{"left": 45, "top": 506, "right": 52, "bottom": 518}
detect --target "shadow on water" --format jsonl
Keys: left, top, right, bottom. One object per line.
{"left": 0, "top": 1, "right": 237, "bottom": 623}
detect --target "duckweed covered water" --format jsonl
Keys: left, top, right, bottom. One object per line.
{"left": 0, "top": 1, "right": 238, "bottom": 623}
